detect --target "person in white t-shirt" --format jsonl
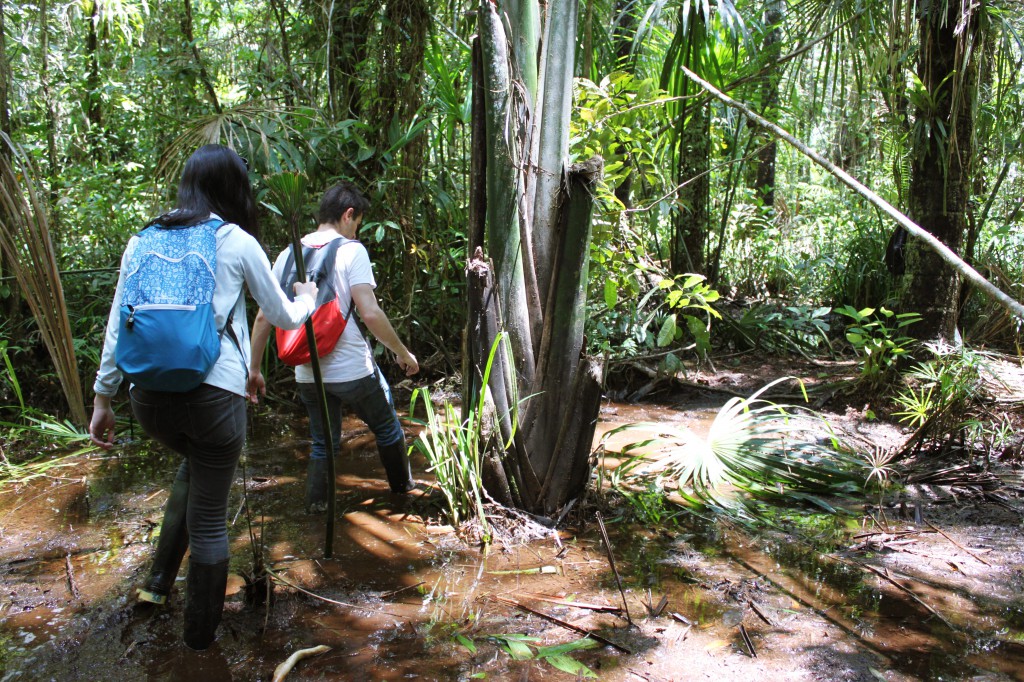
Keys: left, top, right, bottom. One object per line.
{"left": 248, "top": 181, "right": 419, "bottom": 512}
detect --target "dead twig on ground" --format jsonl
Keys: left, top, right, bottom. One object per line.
{"left": 265, "top": 566, "right": 411, "bottom": 620}
{"left": 491, "top": 595, "right": 633, "bottom": 654}
{"left": 596, "top": 512, "right": 633, "bottom": 625}
{"left": 519, "top": 593, "right": 622, "bottom": 614}
{"left": 738, "top": 623, "right": 757, "bottom": 657}
{"left": 849, "top": 560, "right": 956, "bottom": 630}
{"left": 923, "top": 520, "right": 991, "bottom": 566}
{"left": 65, "top": 553, "right": 80, "bottom": 600}
{"left": 747, "top": 600, "right": 773, "bottom": 626}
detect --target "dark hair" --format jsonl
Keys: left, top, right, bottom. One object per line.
{"left": 317, "top": 181, "right": 370, "bottom": 225}
{"left": 148, "top": 144, "right": 259, "bottom": 238}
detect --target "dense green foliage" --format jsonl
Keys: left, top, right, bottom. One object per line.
{"left": 0, "top": 0, "right": 1021, "bottom": 434}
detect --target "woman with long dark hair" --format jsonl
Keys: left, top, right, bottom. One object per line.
{"left": 88, "top": 144, "right": 318, "bottom": 650}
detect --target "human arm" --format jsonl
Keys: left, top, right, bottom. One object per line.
{"left": 240, "top": 237, "right": 318, "bottom": 329}
{"left": 89, "top": 242, "right": 134, "bottom": 448}
{"left": 350, "top": 283, "right": 418, "bottom": 376}
{"left": 247, "top": 309, "right": 273, "bottom": 403}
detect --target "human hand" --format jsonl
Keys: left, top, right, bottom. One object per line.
{"left": 294, "top": 280, "right": 318, "bottom": 301}
{"left": 397, "top": 350, "right": 419, "bottom": 376}
{"left": 89, "top": 398, "right": 116, "bottom": 450}
{"left": 246, "top": 371, "right": 266, "bottom": 404}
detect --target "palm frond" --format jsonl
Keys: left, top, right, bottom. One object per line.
{"left": 0, "top": 134, "right": 87, "bottom": 426}
{"left": 610, "top": 378, "right": 863, "bottom": 511}
{"left": 155, "top": 104, "right": 321, "bottom": 189}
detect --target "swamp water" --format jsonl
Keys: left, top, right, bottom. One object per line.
{"left": 1, "top": 401, "right": 1023, "bottom": 681}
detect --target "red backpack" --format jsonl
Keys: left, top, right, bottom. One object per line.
{"left": 275, "top": 238, "right": 354, "bottom": 366}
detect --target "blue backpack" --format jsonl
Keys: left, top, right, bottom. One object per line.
{"left": 115, "top": 218, "right": 238, "bottom": 392}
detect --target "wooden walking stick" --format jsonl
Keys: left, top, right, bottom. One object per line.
{"left": 266, "top": 172, "right": 337, "bottom": 558}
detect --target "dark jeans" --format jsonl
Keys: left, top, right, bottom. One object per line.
{"left": 130, "top": 384, "right": 246, "bottom": 564}
{"left": 297, "top": 371, "right": 403, "bottom": 460}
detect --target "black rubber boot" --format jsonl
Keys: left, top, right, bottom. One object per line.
{"left": 305, "top": 457, "right": 330, "bottom": 513}
{"left": 138, "top": 478, "right": 190, "bottom": 605}
{"left": 378, "top": 438, "right": 414, "bottom": 494}
{"left": 182, "top": 559, "right": 229, "bottom": 651}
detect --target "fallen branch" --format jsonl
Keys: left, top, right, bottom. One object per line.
{"left": 520, "top": 593, "right": 622, "bottom": 614}
{"left": 65, "top": 554, "right": 80, "bottom": 600}
{"left": 491, "top": 595, "right": 633, "bottom": 654}
{"left": 681, "top": 66, "right": 1024, "bottom": 323}
{"left": 266, "top": 566, "right": 414, "bottom": 620}
{"left": 272, "top": 645, "right": 331, "bottom": 682}
{"left": 747, "top": 600, "right": 773, "bottom": 626}
{"left": 596, "top": 512, "right": 633, "bottom": 625}
{"left": 923, "top": 520, "right": 991, "bottom": 567}
{"left": 738, "top": 623, "right": 757, "bottom": 658}
{"left": 852, "top": 560, "right": 956, "bottom": 630}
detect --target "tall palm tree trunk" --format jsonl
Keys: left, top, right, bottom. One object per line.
{"left": 904, "top": 3, "right": 978, "bottom": 339}
{"left": 470, "top": 0, "right": 603, "bottom": 516}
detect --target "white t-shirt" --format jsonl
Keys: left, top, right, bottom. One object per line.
{"left": 271, "top": 231, "right": 376, "bottom": 383}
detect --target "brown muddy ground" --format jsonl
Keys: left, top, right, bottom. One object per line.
{"left": 1, "top": 356, "right": 1023, "bottom": 681}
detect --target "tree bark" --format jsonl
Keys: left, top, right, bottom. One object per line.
{"left": 753, "top": 0, "right": 783, "bottom": 206}
{"left": 904, "top": 4, "right": 978, "bottom": 339}
{"left": 86, "top": 0, "right": 103, "bottom": 161}
{"left": 667, "top": 6, "right": 709, "bottom": 276}
{"left": 325, "top": 0, "right": 371, "bottom": 120}
{"left": 472, "top": 0, "right": 604, "bottom": 517}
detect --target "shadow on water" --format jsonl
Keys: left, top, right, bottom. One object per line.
{"left": 2, "top": 400, "right": 1023, "bottom": 681}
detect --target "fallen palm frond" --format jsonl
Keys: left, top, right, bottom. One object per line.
{"left": 605, "top": 378, "right": 863, "bottom": 513}
{"left": 0, "top": 134, "right": 87, "bottom": 426}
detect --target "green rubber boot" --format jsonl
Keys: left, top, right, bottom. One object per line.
{"left": 182, "top": 558, "right": 229, "bottom": 651}
{"left": 378, "top": 438, "right": 414, "bottom": 494}
{"left": 138, "top": 477, "right": 189, "bottom": 605}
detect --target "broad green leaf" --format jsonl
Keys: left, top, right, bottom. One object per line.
{"left": 657, "top": 315, "right": 678, "bottom": 347}
{"left": 604, "top": 279, "right": 618, "bottom": 309}
{"left": 544, "top": 654, "right": 597, "bottom": 678}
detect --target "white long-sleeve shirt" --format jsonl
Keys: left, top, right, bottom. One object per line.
{"left": 94, "top": 216, "right": 315, "bottom": 397}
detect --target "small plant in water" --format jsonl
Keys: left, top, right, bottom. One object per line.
{"left": 410, "top": 334, "right": 515, "bottom": 538}
{"left": 835, "top": 305, "right": 920, "bottom": 386}
{"left": 456, "top": 633, "right": 599, "bottom": 678}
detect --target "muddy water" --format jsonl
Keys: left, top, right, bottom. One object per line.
{"left": 1, "top": 401, "right": 1023, "bottom": 681}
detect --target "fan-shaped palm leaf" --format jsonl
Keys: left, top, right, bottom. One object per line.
{"left": 607, "top": 377, "right": 862, "bottom": 511}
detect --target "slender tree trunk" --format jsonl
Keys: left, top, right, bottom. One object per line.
{"left": 269, "top": 0, "right": 297, "bottom": 109}
{"left": 0, "top": 2, "right": 13, "bottom": 318}
{"left": 86, "top": 1, "right": 103, "bottom": 161}
{"left": 904, "top": 4, "right": 978, "bottom": 339}
{"left": 671, "top": 100, "right": 709, "bottom": 275}
{"left": 326, "top": 0, "right": 371, "bottom": 120}
{"left": 182, "top": 0, "right": 222, "bottom": 113}
{"left": 370, "top": 0, "right": 430, "bottom": 325}
{"left": 612, "top": 0, "right": 636, "bottom": 209}
{"left": 754, "top": 0, "right": 783, "bottom": 206}
{"left": 39, "top": 0, "right": 58, "bottom": 176}
{"left": 668, "top": 7, "right": 708, "bottom": 276}
{"left": 0, "top": 3, "right": 8, "bottom": 140}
